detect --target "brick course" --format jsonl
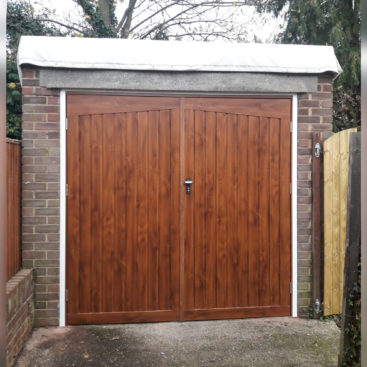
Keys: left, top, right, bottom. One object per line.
{"left": 297, "top": 76, "right": 333, "bottom": 316}
{"left": 20, "top": 67, "right": 334, "bottom": 323}
{"left": 6, "top": 269, "right": 34, "bottom": 367}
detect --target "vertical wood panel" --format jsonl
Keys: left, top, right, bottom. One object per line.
{"left": 247, "top": 116, "right": 259, "bottom": 306}
{"left": 323, "top": 137, "right": 333, "bottom": 315}
{"left": 194, "top": 110, "right": 206, "bottom": 309}
{"left": 279, "top": 118, "right": 291, "bottom": 308}
{"left": 78, "top": 115, "right": 92, "bottom": 313}
{"left": 331, "top": 134, "right": 341, "bottom": 313}
{"left": 6, "top": 141, "right": 21, "bottom": 280}
{"left": 237, "top": 115, "right": 249, "bottom": 307}
{"left": 269, "top": 118, "right": 280, "bottom": 305}
{"left": 184, "top": 109, "right": 195, "bottom": 310}
{"left": 112, "top": 113, "right": 125, "bottom": 311}
{"left": 90, "top": 114, "right": 103, "bottom": 313}
{"left": 339, "top": 130, "right": 350, "bottom": 309}
{"left": 227, "top": 114, "right": 238, "bottom": 307}
{"left": 216, "top": 113, "right": 228, "bottom": 308}
{"left": 136, "top": 112, "right": 149, "bottom": 311}
{"left": 205, "top": 112, "right": 217, "bottom": 308}
{"left": 323, "top": 127, "right": 357, "bottom": 315}
{"left": 148, "top": 111, "right": 159, "bottom": 310}
{"left": 125, "top": 112, "right": 138, "bottom": 311}
{"left": 158, "top": 110, "right": 171, "bottom": 310}
{"left": 170, "top": 108, "right": 181, "bottom": 311}
{"left": 67, "top": 116, "right": 80, "bottom": 316}
{"left": 102, "top": 114, "right": 115, "bottom": 312}
{"left": 258, "top": 117, "right": 270, "bottom": 305}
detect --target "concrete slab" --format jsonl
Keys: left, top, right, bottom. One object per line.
{"left": 39, "top": 69, "right": 318, "bottom": 93}
{"left": 15, "top": 318, "right": 339, "bottom": 367}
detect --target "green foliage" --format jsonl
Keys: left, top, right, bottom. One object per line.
{"left": 6, "top": 0, "right": 64, "bottom": 139}
{"left": 6, "top": 62, "right": 21, "bottom": 139}
{"left": 341, "top": 261, "right": 361, "bottom": 367}
{"left": 257, "top": 0, "right": 361, "bottom": 131}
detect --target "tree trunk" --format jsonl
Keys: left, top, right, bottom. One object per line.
{"left": 98, "top": 0, "right": 111, "bottom": 27}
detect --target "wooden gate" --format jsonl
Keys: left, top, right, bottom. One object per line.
{"left": 66, "top": 95, "right": 292, "bottom": 324}
{"left": 323, "top": 128, "right": 358, "bottom": 316}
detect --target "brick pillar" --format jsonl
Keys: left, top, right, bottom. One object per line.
{"left": 21, "top": 68, "right": 60, "bottom": 326}
{"left": 297, "top": 75, "right": 333, "bottom": 316}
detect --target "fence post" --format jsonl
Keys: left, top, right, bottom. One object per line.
{"left": 312, "top": 133, "right": 322, "bottom": 317}
{"left": 339, "top": 132, "right": 361, "bottom": 366}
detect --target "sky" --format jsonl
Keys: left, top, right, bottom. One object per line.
{"left": 31, "top": 0, "right": 286, "bottom": 42}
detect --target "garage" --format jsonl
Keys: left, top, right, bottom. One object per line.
{"left": 17, "top": 36, "right": 341, "bottom": 326}
{"left": 66, "top": 95, "right": 291, "bottom": 324}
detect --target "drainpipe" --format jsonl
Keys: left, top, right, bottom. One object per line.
{"left": 0, "top": 1, "right": 7, "bottom": 366}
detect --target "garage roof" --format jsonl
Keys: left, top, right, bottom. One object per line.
{"left": 17, "top": 36, "right": 342, "bottom": 75}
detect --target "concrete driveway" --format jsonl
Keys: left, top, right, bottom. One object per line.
{"left": 15, "top": 317, "right": 339, "bottom": 367}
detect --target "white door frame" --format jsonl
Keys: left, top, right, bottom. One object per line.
{"left": 58, "top": 91, "right": 298, "bottom": 326}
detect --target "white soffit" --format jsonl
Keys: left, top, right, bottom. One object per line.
{"left": 17, "top": 36, "right": 342, "bottom": 76}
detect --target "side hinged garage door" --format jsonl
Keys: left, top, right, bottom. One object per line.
{"left": 66, "top": 95, "right": 292, "bottom": 325}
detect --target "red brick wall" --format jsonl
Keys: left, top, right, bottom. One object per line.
{"left": 6, "top": 269, "right": 34, "bottom": 367}
{"left": 20, "top": 67, "right": 334, "bottom": 323}
{"left": 21, "top": 68, "right": 60, "bottom": 326}
{"left": 297, "top": 76, "right": 333, "bottom": 316}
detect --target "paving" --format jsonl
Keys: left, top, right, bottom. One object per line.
{"left": 15, "top": 317, "right": 340, "bottom": 367}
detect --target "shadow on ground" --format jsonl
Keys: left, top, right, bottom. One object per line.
{"left": 15, "top": 317, "right": 339, "bottom": 367}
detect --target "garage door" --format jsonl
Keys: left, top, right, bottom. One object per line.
{"left": 66, "top": 95, "right": 292, "bottom": 325}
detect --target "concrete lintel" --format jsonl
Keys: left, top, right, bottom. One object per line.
{"left": 40, "top": 68, "right": 318, "bottom": 93}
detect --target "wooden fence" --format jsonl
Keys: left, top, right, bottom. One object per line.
{"left": 323, "top": 128, "right": 357, "bottom": 316}
{"left": 6, "top": 139, "right": 21, "bottom": 280}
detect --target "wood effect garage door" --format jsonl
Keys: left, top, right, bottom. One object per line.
{"left": 66, "top": 95, "right": 292, "bottom": 325}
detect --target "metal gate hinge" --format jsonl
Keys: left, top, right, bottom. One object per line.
{"left": 65, "top": 289, "right": 68, "bottom": 302}
{"left": 314, "top": 142, "right": 322, "bottom": 158}
{"left": 65, "top": 118, "right": 68, "bottom": 130}
{"left": 289, "top": 183, "right": 292, "bottom": 195}
{"left": 290, "top": 282, "right": 292, "bottom": 294}
{"left": 290, "top": 121, "right": 293, "bottom": 133}
{"left": 66, "top": 184, "right": 68, "bottom": 196}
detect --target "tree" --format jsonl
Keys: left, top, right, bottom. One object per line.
{"left": 257, "top": 0, "right": 361, "bottom": 131}
{"left": 68, "top": 0, "right": 265, "bottom": 41}
{"left": 6, "top": 0, "right": 64, "bottom": 139}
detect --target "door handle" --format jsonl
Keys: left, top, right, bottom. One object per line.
{"left": 184, "top": 179, "right": 193, "bottom": 195}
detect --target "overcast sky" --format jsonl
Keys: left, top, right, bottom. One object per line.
{"left": 31, "top": 0, "right": 285, "bottom": 42}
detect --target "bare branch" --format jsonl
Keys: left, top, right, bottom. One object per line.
{"left": 116, "top": 0, "right": 138, "bottom": 34}
{"left": 119, "top": 0, "right": 139, "bottom": 38}
{"left": 38, "top": 19, "right": 86, "bottom": 34}
{"left": 140, "top": 3, "right": 205, "bottom": 39}
{"left": 129, "top": 1, "right": 183, "bottom": 33}
{"left": 166, "top": 31, "right": 233, "bottom": 41}
{"left": 72, "top": 0, "right": 275, "bottom": 41}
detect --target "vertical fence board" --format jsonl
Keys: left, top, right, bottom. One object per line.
{"left": 339, "top": 131, "right": 349, "bottom": 303}
{"left": 323, "top": 128, "right": 357, "bottom": 315}
{"left": 323, "top": 137, "right": 333, "bottom": 315}
{"left": 6, "top": 140, "right": 21, "bottom": 280}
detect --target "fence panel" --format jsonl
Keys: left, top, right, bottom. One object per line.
{"left": 6, "top": 139, "right": 21, "bottom": 280}
{"left": 323, "top": 128, "right": 357, "bottom": 315}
